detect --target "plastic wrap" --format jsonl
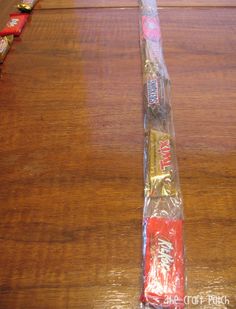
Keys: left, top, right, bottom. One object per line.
{"left": 139, "top": 0, "right": 185, "bottom": 308}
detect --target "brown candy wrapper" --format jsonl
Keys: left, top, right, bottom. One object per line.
{"left": 144, "top": 60, "right": 171, "bottom": 126}
{"left": 147, "top": 129, "right": 176, "bottom": 197}
{"left": 0, "top": 35, "right": 13, "bottom": 64}
{"left": 18, "top": 0, "right": 38, "bottom": 13}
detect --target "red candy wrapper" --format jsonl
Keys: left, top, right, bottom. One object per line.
{"left": 0, "top": 14, "right": 29, "bottom": 37}
{"left": 142, "top": 16, "right": 161, "bottom": 42}
{"left": 142, "top": 218, "right": 184, "bottom": 308}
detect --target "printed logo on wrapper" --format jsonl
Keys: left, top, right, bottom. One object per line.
{"left": 148, "top": 130, "right": 176, "bottom": 197}
{"left": 158, "top": 237, "right": 174, "bottom": 271}
{"left": 159, "top": 139, "right": 171, "bottom": 171}
{"left": 7, "top": 19, "right": 19, "bottom": 28}
{"left": 142, "top": 218, "right": 184, "bottom": 308}
{"left": 147, "top": 78, "right": 159, "bottom": 106}
{"left": 142, "top": 16, "right": 161, "bottom": 41}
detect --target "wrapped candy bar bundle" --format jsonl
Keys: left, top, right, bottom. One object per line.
{"left": 139, "top": 1, "right": 185, "bottom": 308}
{"left": 0, "top": 0, "right": 39, "bottom": 64}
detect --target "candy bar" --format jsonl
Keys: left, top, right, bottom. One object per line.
{"left": 144, "top": 61, "right": 171, "bottom": 121}
{"left": 142, "top": 16, "right": 161, "bottom": 42}
{"left": 142, "top": 217, "right": 184, "bottom": 308}
{"left": 18, "top": 0, "right": 38, "bottom": 13}
{"left": 147, "top": 129, "right": 176, "bottom": 197}
{"left": 0, "top": 35, "right": 14, "bottom": 64}
{"left": 0, "top": 14, "right": 29, "bottom": 37}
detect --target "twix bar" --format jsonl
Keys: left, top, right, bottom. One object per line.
{"left": 147, "top": 129, "right": 176, "bottom": 197}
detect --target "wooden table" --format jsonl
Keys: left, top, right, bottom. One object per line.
{"left": 0, "top": 1, "right": 235, "bottom": 308}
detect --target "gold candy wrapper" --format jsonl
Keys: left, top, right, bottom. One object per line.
{"left": 0, "top": 35, "right": 13, "bottom": 64}
{"left": 147, "top": 129, "right": 176, "bottom": 197}
{"left": 6, "top": 35, "right": 14, "bottom": 45}
{"left": 18, "top": 0, "right": 38, "bottom": 12}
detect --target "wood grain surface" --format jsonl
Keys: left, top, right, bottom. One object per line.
{"left": 0, "top": 2, "right": 236, "bottom": 309}
{"left": 0, "top": 0, "right": 236, "bottom": 15}
{"left": 35, "top": 0, "right": 236, "bottom": 9}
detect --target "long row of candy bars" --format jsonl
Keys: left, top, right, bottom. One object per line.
{"left": 0, "top": 0, "right": 38, "bottom": 64}
{"left": 139, "top": 1, "right": 185, "bottom": 308}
